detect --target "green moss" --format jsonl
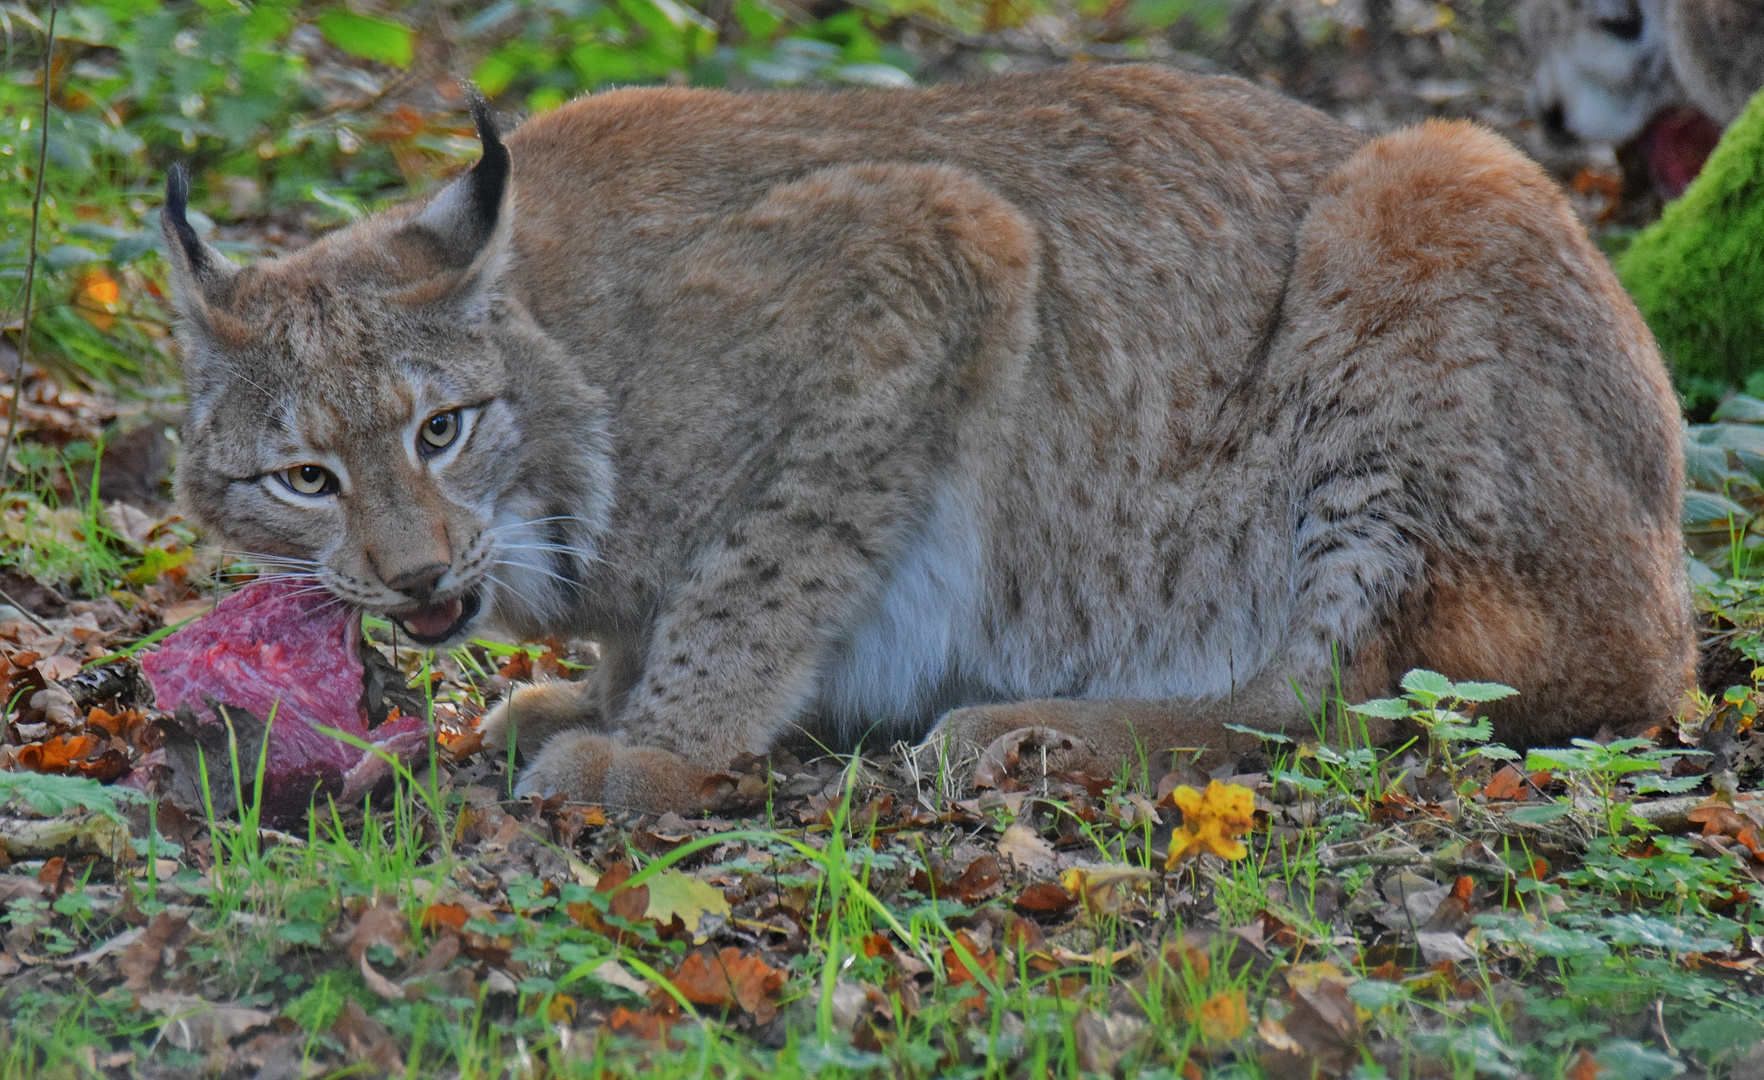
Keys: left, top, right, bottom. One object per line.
{"left": 1617, "top": 88, "right": 1764, "bottom": 409}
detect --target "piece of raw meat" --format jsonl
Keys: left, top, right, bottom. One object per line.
{"left": 140, "top": 579, "right": 431, "bottom": 822}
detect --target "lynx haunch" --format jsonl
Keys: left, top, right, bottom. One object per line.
{"left": 162, "top": 65, "right": 1694, "bottom": 812}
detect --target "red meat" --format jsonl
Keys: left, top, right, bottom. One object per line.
{"left": 140, "top": 580, "right": 431, "bottom": 820}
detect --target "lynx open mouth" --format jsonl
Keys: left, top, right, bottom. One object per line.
{"left": 391, "top": 590, "right": 481, "bottom": 646}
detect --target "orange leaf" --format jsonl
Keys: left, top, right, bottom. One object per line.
{"left": 1566, "top": 1048, "right": 1602, "bottom": 1080}
{"left": 421, "top": 904, "right": 469, "bottom": 933}
{"left": 1481, "top": 765, "right": 1527, "bottom": 801}
{"left": 944, "top": 931, "right": 998, "bottom": 988}
{"left": 667, "top": 949, "right": 785, "bottom": 1023}
{"left": 17, "top": 734, "right": 99, "bottom": 773}
{"left": 1196, "top": 988, "right": 1250, "bottom": 1042}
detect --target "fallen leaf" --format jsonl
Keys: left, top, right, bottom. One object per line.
{"left": 1417, "top": 931, "right": 1477, "bottom": 965}
{"left": 33, "top": 654, "right": 81, "bottom": 682}
{"left": 1167, "top": 780, "right": 1256, "bottom": 865}
{"left": 1060, "top": 865, "right": 1155, "bottom": 916}
{"left": 997, "top": 822, "right": 1057, "bottom": 873}
{"left": 591, "top": 958, "right": 652, "bottom": 997}
{"left": 1015, "top": 881, "right": 1078, "bottom": 916}
{"left": 944, "top": 931, "right": 998, "bottom": 987}
{"left": 344, "top": 899, "right": 409, "bottom": 964}
{"left": 138, "top": 993, "right": 275, "bottom": 1052}
{"left": 643, "top": 869, "right": 731, "bottom": 944}
{"left": 360, "top": 952, "right": 406, "bottom": 1001}
{"left": 1196, "top": 988, "right": 1250, "bottom": 1042}
{"left": 667, "top": 948, "right": 786, "bottom": 1023}
{"left": 420, "top": 903, "right": 469, "bottom": 933}
{"left": 1566, "top": 1048, "right": 1601, "bottom": 1080}
{"left": 1481, "top": 765, "right": 1528, "bottom": 801}
{"left": 329, "top": 999, "right": 401, "bottom": 1073}
{"left": 119, "top": 910, "right": 189, "bottom": 991}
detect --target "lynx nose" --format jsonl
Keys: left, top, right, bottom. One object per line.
{"left": 386, "top": 562, "right": 450, "bottom": 600}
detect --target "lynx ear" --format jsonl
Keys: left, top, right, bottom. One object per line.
{"left": 161, "top": 164, "right": 239, "bottom": 318}
{"left": 413, "top": 88, "right": 512, "bottom": 271}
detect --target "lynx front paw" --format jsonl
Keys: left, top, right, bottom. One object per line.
{"left": 514, "top": 731, "right": 715, "bottom": 813}
{"left": 478, "top": 679, "right": 603, "bottom": 761}
{"left": 926, "top": 703, "right": 1101, "bottom": 781}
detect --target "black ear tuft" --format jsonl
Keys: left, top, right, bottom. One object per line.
{"left": 463, "top": 86, "right": 510, "bottom": 242}
{"left": 164, "top": 164, "right": 211, "bottom": 274}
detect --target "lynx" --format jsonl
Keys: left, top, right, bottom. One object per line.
{"left": 162, "top": 65, "right": 1694, "bottom": 812}
{"left": 1523, "top": 0, "right": 1764, "bottom": 146}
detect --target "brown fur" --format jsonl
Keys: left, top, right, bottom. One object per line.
{"left": 162, "top": 66, "right": 1694, "bottom": 812}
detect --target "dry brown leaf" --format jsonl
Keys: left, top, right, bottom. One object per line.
{"left": 345, "top": 900, "right": 409, "bottom": 964}
{"left": 138, "top": 993, "right": 276, "bottom": 1053}
{"left": 997, "top": 822, "right": 1057, "bottom": 873}
{"left": 668, "top": 948, "right": 786, "bottom": 1023}
{"left": 330, "top": 999, "right": 402, "bottom": 1074}
{"left": 1014, "top": 881, "right": 1078, "bottom": 916}
{"left": 120, "top": 910, "right": 189, "bottom": 991}
{"left": 360, "top": 952, "right": 406, "bottom": 1001}
{"left": 33, "top": 654, "right": 81, "bottom": 682}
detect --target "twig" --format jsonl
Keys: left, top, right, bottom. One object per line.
{"left": 1317, "top": 851, "right": 1517, "bottom": 880}
{"left": 0, "top": 584, "right": 53, "bottom": 633}
{"left": 0, "top": 1, "right": 56, "bottom": 487}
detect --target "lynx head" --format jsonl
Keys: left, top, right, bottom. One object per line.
{"left": 162, "top": 97, "right": 612, "bottom": 645}
{"left": 1522, "top": 0, "right": 1684, "bottom": 146}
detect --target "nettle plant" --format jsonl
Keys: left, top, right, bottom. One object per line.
{"left": 1348, "top": 669, "right": 1520, "bottom": 790}
{"left": 1522, "top": 738, "right": 1708, "bottom": 838}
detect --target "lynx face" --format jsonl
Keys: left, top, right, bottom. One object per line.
{"left": 163, "top": 124, "right": 614, "bottom": 645}
{"left": 1522, "top": 0, "right": 1682, "bottom": 145}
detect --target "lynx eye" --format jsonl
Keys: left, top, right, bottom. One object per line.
{"left": 420, "top": 409, "right": 461, "bottom": 454}
{"left": 281, "top": 464, "right": 337, "bottom": 497}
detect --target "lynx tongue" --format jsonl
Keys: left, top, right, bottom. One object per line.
{"left": 398, "top": 598, "right": 463, "bottom": 639}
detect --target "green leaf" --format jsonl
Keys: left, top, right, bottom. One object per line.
{"left": 316, "top": 10, "right": 413, "bottom": 68}
{"left": 45, "top": 245, "right": 105, "bottom": 270}
{"left": 1634, "top": 774, "right": 1705, "bottom": 794}
{"left": 1683, "top": 489, "right": 1751, "bottom": 529}
{"left": 1712, "top": 395, "right": 1764, "bottom": 422}
{"left": 1474, "top": 745, "right": 1521, "bottom": 761}
{"left": 1346, "top": 980, "right": 1407, "bottom": 1010}
{"left": 1596, "top": 914, "right": 1728, "bottom": 953}
{"left": 1348, "top": 697, "right": 1413, "bottom": 720}
{"left": 1400, "top": 669, "right": 1454, "bottom": 699}
{"left": 1506, "top": 802, "right": 1574, "bottom": 825}
{"left": 642, "top": 870, "right": 730, "bottom": 944}
{"left": 1676, "top": 1013, "right": 1764, "bottom": 1057}
{"left": 1526, "top": 747, "right": 1592, "bottom": 771}
{"left": 1593, "top": 1041, "right": 1685, "bottom": 1080}
{"left": 1449, "top": 681, "right": 1518, "bottom": 703}
{"left": 0, "top": 772, "right": 144, "bottom": 823}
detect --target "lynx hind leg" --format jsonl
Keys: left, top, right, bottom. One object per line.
{"left": 477, "top": 679, "right": 603, "bottom": 761}
{"left": 927, "top": 676, "right": 1395, "bottom": 783}
{"left": 1275, "top": 119, "right": 1694, "bottom": 745}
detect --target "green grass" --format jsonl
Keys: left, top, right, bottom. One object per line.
{"left": 2, "top": 660, "right": 1763, "bottom": 1078}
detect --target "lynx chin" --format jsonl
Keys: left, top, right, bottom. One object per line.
{"left": 162, "top": 65, "right": 1694, "bottom": 812}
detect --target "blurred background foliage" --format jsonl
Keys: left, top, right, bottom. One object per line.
{"left": 0, "top": 0, "right": 1533, "bottom": 396}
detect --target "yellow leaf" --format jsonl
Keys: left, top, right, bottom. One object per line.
{"left": 642, "top": 870, "right": 731, "bottom": 944}
{"left": 1166, "top": 780, "right": 1257, "bottom": 867}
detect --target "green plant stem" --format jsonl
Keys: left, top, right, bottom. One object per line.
{"left": 0, "top": 2, "right": 57, "bottom": 488}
